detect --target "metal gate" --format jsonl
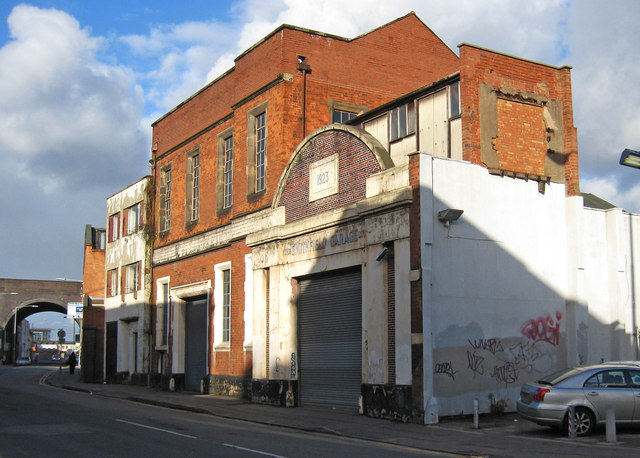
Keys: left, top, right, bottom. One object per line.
{"left": 185, "top": 297, "right": 207, "bottom": 391}
{"left": 297, "top": 268, "right": 362, "bottom": 409}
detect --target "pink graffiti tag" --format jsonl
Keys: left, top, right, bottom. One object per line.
{"left": 520, "top": 312, "right": 562, "bottom": 346}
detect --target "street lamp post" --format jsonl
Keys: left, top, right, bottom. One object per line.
{"left": 13, "top": 304, "right": 37, "bottom": 364}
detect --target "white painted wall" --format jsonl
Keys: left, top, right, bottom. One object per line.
{"left": 424, "top": 155, "right": 569, "bottom": 417}
{"left": 422, "top": 155, "right": 640, "bottom": 419}
{"left": 578, "top": 208, "right": 640, "bottom": 364}
{"left": 105, "top": 177, "right": 151, "bottom": 375}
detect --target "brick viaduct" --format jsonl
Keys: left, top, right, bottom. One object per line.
{"left": 0, "top": 278, "right": 82, "bottom": 363}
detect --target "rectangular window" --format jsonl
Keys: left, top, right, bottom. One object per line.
{"left": 95, "top": 229, "right": 106, "bottom": 249}
{"left": 125, "top": 203, "right": 141, "bottom": 235}
{"left": 125, "top": 262, "right": 140, "bottom": 293}
{"left": 108, "top": 213, "right": 120, "bottom": 243}
{"left": 222, "top": 268, "right": 231, "bottom": 342}
{"left": 223, "top": 136, "right": 233, "bottom": 208}
{"left": 214, "top": 261, "right": 231, "bottom": 349}
{"left": 162, "top": 282, "right": 169, "bottom": 346}
{"left": 449, "top": 81, "right": 461, "bottom": 118}
{"left": 188, "top": 153, "right": 200, "bottom": 222}
{"left": 390, "top": 103, "right": 416, "bottom": 141}
{"left": 155, "top": 278, "right": 170, "bottom": 348}
{"left": 160, "top": 168, "right": 171, "bottom": 232}
{"left": 332, "top": 109, "right": 357, "bottom": 124}
{"left": 255, "top": 112, "right": 266, "bottom": 192}
{"left": 107, "top": 269, "right": 118, "bottom": 297}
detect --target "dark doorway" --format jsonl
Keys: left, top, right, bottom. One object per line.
{"left": 185, "top": 297, "right": 207, "bottom": 391}
{"left": 105, "top": 321, "right": 117, "bottom": 382}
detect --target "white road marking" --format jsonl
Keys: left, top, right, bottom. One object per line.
{"left": 116, "top": 419, "right": 197, "bottom": 439}
{"left": 223, "top": 443, "right": 288, "bottom": 457}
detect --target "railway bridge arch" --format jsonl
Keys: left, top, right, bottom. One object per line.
{"left": 0, "top": 278, "right": 82, "bottom": 363}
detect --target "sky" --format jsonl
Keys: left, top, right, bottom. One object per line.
{"left": 1, "top": 0, "right": 640, "bottom": 289}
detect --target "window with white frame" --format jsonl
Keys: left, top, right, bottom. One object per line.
{"left": 159, "top": 167, "right": 172, "bottom": 232}
{"left": 328, "top": 100, "right": 367, "bottom": 125}
{"left": 390, "top": 102, "right": 416, "bottom": 141}
{"left": 107, "top": 268, "right": 118, "bottom": 297}
{"left": 125, "top": 262, "right": 140, "bottom": 293}
{"left": 332, "top": 109, "right": 357, "bottom": 124}
{"left": 222, "top": 268, "right": 231, "bottom": 342}
{"left": 125, "top": 202, "right": 142, "bottom": 235}
{"left": 214, "top": 261, "right": 231, "bottom": 348}
{"left": 186, "top": 151, "right": 200, "bottom": 223}
{"left": 216, "top": 128, "right": 234, "bottom": 213}
{"left": 156, "top": 278, "right": 170, "bottom": 347}
{"left": 108, "top": 213, "right": 120, "bottom": 243}
{"left": 255, "top": 112, "right": 266, "bottom": 192}
{"left": 247, "top": 103, "right": 267, "bottom": 196}
{"left": 223, "top": 136, "right": 233, "bottom": 208}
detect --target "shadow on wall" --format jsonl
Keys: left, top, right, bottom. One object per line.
{"left": 248, "top": 130, "right": 636, "bottom": 420}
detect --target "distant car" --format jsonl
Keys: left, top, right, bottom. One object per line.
{"left": 15, "top": 356, "right": 31, "bottom": 366}
{"left": 51, "top": 354, "right": 61, "bottom": 362}
{"left": 517, "top": 363, "right": 640, "bottom": 436}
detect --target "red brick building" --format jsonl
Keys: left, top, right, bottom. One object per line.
{"left": 148, "top": 12, "right": 579, "bottom": 420}
{"left": 150, "top": 13, "right": 460, "bottom": 393}
{"left": 81, "top": 224, "right": 106, "bottom": 382}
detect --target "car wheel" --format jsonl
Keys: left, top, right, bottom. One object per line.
{"left": 572, "top": 407, "right": 595, "bottom": 436}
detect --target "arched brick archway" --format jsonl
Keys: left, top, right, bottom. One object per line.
{"left": 0, "top": 279, "right": 82, "bottom": 363}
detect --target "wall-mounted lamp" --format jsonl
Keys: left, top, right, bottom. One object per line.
{"left": 375, "top": 247, "right": 388, "bottom": 262}
{"left": 620, "top": 148, "right": 640, "bottom": 169}
{"left": 296, "top": 55, "right": 311, "bottom": 73}
{"left": 152, "top": 141, "right": 158, "bottom": 153}
{"left": 438, "top": 208, "right": 464, "bottom": 228}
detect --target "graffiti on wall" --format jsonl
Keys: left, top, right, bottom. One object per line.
{"left": 435, "top": 311, "right": 562, "bottom": 391}
{"left": 520, "top": 312, "right": 562, "bottom": 346}
{"left": 467, "top": 350, "right": 485, "bottom": 376}
{"left": 435, "top": 361, "right": 457, "bottom": 380}
{"left": 468, "top": 338, "right": 504, "bottom": 355}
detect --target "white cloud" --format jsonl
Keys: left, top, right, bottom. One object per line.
{"left": 581, "top": 175, "right": 640, "bottom": 211}
{"left": 0, "top": 4, "right": 148, "bottom": 193}
{"left": 3, "top": 0, "right": 640, "bottom": 282}
{"left": 120, "top": 18, "right": 239, "bottom": 112}
{"left": 0, "top": 5, "right": 149, "bottom": 280}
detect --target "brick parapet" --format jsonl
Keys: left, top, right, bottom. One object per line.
{"left": 459, "top": 44, "right": 579, "bottom": 195}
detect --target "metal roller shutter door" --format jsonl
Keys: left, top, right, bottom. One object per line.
{"left": 298, "top": 268, "right": 362, "bottom": 408}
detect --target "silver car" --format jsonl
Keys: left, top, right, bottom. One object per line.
{"left": 517, "top": 363, "right": 640, "bottom": 436}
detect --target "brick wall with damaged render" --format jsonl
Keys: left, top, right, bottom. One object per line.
{"left": 458, "top": 43, "right": 580, "bottom": 196}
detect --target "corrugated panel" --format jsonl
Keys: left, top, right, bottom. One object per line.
{"left": 298, "top": 268, "right": 362, "bottom": 409}
{"left": 185, "top": 297, "right": 207, "bottom": 391}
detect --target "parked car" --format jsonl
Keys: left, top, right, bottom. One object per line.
{"left": 51, "top": 354, "right": 61, "bottom": 362}
{"left": 517, "top": 363, "right": 640, "bottom": 436}
{"left": 15, "top": 356, "right": 31, "bottom": 366}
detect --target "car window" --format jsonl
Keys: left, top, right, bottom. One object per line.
{"left": 585, "top": 370, "right": 628, "bottom": 388}
{"left": 629, "top": 370, "right": 640, "bottom": 387}
{"left": 538, "top": 367, "right": 584, "bottom": 385}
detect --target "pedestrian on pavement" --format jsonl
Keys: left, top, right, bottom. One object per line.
{"left": 68, "top": 351, "right": 77, "bottom": 375}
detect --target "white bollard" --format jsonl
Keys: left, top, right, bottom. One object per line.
{"left": 473, "top": 399, "right": 479, "bottom": 429}
{"left": 606, "top": 406, "right": 616, "bottom": 443}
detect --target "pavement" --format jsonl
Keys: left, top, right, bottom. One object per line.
{"left": 44, "top": 368, "right": 640, "bottom": 457}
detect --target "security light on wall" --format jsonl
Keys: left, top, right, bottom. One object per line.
{"left": 438, "top": 208, "right": 464, "bottom": 227}
{"left": 375, "top": 247, "right": 388, "bottom": 262}
{"left": 620, "top": 148, "right": 640, "bottom": 169}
